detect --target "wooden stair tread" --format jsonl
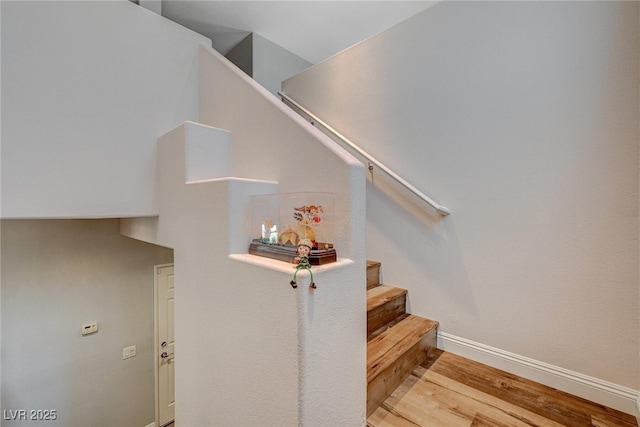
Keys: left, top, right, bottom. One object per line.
{"left": 367, "top": 285, "right": 407, "bottom": 312}
{"left": 367, "top": 314, "right": 439, "bottom": 383}
{"left": 368, "top": 313, "right": 410, "bottom": 341}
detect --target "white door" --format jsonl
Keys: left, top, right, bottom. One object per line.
{"left": 156, "top": 264, "right": 175, "bottom": 427}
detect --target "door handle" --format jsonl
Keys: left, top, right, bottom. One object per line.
{"left": 161, "top": 351, "right": 174, "bottom": 359}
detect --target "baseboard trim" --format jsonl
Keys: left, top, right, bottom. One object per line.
{"left": 438, "top": 332, "right": 639, "bottom": 416}
{"left": 144, "top": 423, "right": 156, "bottom": 427}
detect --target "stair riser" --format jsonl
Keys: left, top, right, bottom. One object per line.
{"left": 367, "top": 263, "right": 381, "bottom": 289}
{"left": 366, "top": 328, "right": 437, "bottom": 417}
{"left": 367, "top": 294, "right": 406, "bottom": 337}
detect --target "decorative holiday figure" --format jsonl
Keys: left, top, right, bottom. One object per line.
{"left": 290, "top": 238, "right": 316, "bottom": 289}
{"left": 293, "top": 205, "right": 324, "bottom": 247}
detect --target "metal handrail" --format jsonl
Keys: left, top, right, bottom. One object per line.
{"left": 278, "top": 91, "right": 450, "bottom": 216}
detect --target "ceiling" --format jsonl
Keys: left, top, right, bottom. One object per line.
{"left": 161, "top": 1, "right": 438, "bottom": 64}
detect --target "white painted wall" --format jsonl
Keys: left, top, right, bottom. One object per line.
{"left": 122, "top": 118, "right": 367, "bottom": 426}
{"left": 200, "top": 44, "right": 367, "bottom": 263}
{"left": 160, "top": 1, "right": 439, "bottom": 65}
{"left": 125, "top": 43, "right": 368, "bottom": 425}
{"left": 198, "top": 46, "right": 368, "bottom": 424}
{"left": 225, "top": 33, "right": 312, "bottom": 96}
{"left": 1, "top": 219, "right": 173, "bottom": 427}
{"left": 1, "top": 0, "right": 208, "bottom": 218}
{"left": 253, "top": 33, "right": 312, "bottom": 96}
{"left": 3, "top": 1, "right": 367, "bottom": 424}
{"left": 283, "top": 0, "right": 639, "bottom": 408}
{"left": 225, "top": 34, "right": 254, "bottom": 77}
{"left": 139, "top": 0, "right": 161, "bottom": 15}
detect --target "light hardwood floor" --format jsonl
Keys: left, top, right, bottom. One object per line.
{"left": 368, "top": 350, "right": 638, "bottom": 427}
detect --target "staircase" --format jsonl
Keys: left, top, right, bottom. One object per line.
{"left": 366, "top": 260, "right": 439, "bottom": 417}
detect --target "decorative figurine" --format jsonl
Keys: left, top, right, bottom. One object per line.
{"left": 293, "top": 205, "right": 324, "bottom": 246}
{"left": 290, "top": 238, "right": 316, "bottom": 289}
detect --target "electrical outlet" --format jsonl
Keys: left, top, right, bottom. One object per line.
{"left": 123, "top": 345, "right": 136, "bottom": 359}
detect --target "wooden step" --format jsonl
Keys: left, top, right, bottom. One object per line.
{"left": 366, "top": 260, "right": 381, "bottom": 289}
{"left": 366, "top": 314, "right": 438, "bottom": 416}
{"left": 367, "top": 285, "right": 407, "bottom": 338}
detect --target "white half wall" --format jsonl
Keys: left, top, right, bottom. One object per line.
{"left": 123, "top": 119, "right": 367, "bottom": 426}
{"left": 199, "top": 45, "right": 365, "bottom": 262}
{"left": 198, "top": 49, "right": 367, "bottom": 424}
{"left": 282, "top": 0, "right": 640, "bottom": 412}
{"left": 1, "top": 1, "right": 209, "bottom": 218}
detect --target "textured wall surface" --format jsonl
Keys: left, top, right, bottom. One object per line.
{"left": 121, "top": 115, "right": 366, "bottom": 426}
{"left": 283, "top": 0, "right": 639, "bottom": 400}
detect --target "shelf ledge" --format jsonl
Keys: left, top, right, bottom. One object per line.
{"left": 229, "top": 253, "right": 354, "bottom": 275}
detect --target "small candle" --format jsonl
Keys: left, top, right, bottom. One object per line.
{"left": 269, "top": 224, "right": 278, "bottom": 244}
